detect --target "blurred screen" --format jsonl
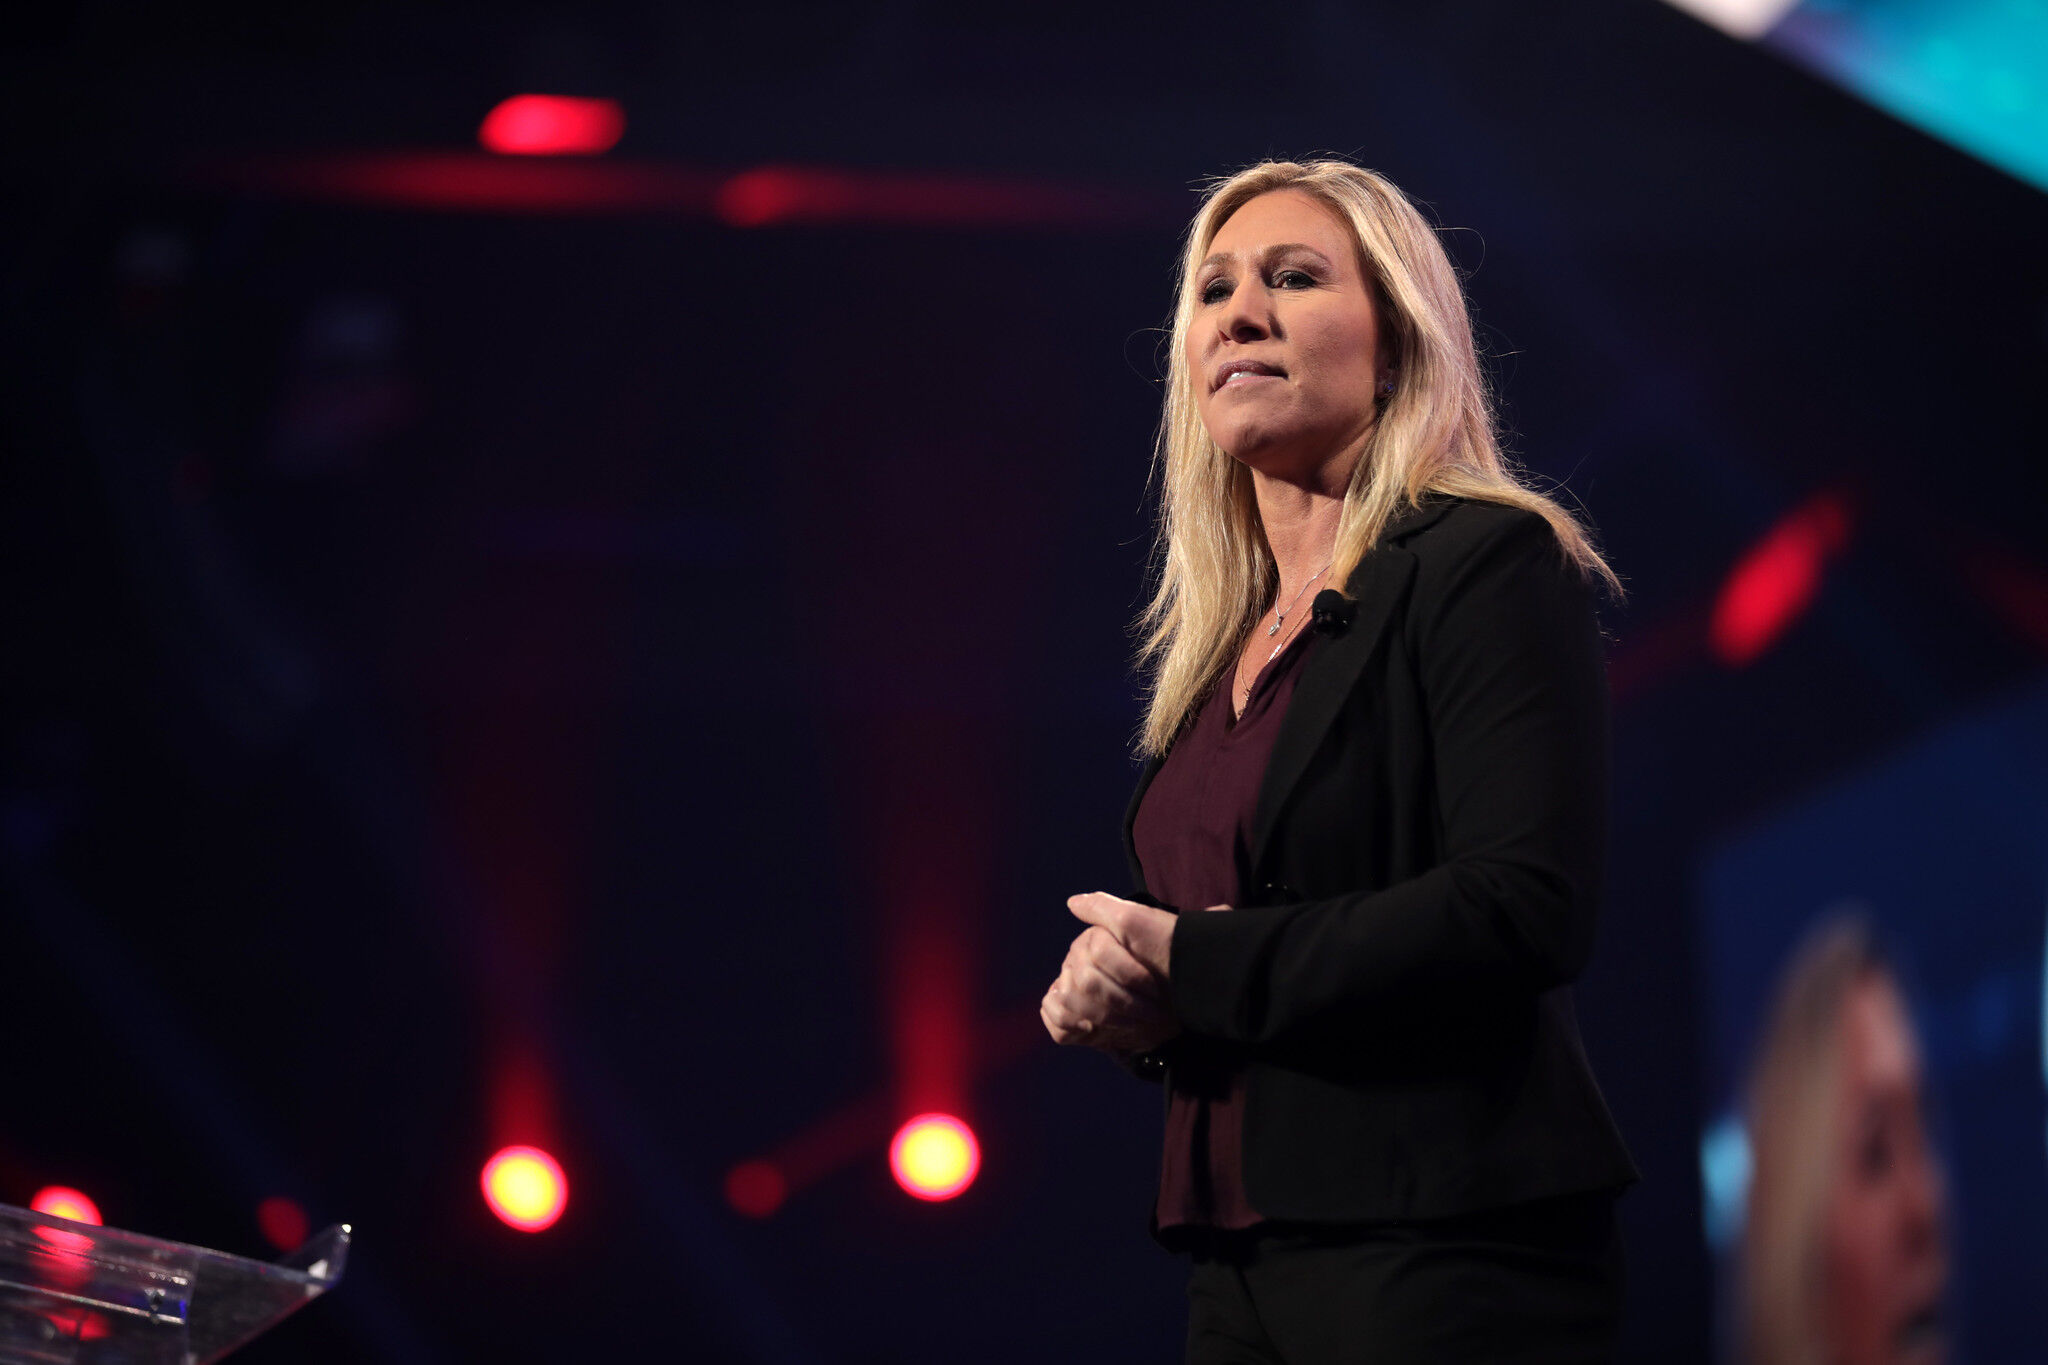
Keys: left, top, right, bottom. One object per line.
{"left": 1698, "top": 678, "right": 2048, "bottom": 1361}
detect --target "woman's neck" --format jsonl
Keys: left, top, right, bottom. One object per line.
{"left": 1252, "top": 468, "right": 1347, "bottom": 604}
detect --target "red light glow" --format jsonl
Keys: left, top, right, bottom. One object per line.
{"left": 1710, "top": 491, "right": 1855, "bottom": 667}
{"left": 479, "top": 95, "right": 625, "bottom": 157}
{"left": 723, "top": 1159, "right": 787, "bottom": 1218}
{"left": 256, "top": 1196, "right": 311, "bottom": 1252}
{"left": 190, "top": 153, "right": 1164, "bottom": 226}
{"left": 713, "top": 164, "right": 1152, "bottom": 230}
{"left": 30, "top": 1187, "right": 101, "bottom": 1227}
{"left": 30, "top": 1186, "right": 102, "bottom": 1256}
{"left": 888, "top": 1114, "right": 979, "bottom": 1201}
{"left": 481, "top": 1145, "right": 568, "bottom": 1232}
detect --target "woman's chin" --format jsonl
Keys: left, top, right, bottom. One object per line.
{"left": 1223, "top": 442, "right": 1353, "bottom": 491}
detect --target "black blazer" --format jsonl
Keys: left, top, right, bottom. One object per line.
{"left": 1123, "top": 494, "right": 1638, "bottom": 1223}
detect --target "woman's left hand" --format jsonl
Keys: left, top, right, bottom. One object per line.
{"left": 1040, "top": 893, "right": 1183, "bottom": 1054}
{"left": 1067, "top": 892, "right": 1176, "bottom": 978}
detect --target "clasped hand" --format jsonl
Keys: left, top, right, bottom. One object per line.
{"left": 1040, "top": 892, "right": 1184, "bottom": 1057}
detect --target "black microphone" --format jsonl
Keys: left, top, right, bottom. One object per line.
{"left": 1310, "top": 589, "right": 1353, "bottom": 634}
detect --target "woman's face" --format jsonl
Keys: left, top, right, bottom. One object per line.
{"left": 1821, "top": 972, "right": 1948, "bottom": 1365}
{"left": 1185, "top": 188, "right": 1389, "bottom": 486}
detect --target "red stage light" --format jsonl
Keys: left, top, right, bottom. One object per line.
{"left": 30, "top": 1187, "right": 101, "bottom": 1226}
{"left": 481, "top": 1145, "right": 568, "bottom": 1231}
{"left": 714, "top": 167, "right": 821, "bottom": 227}
{"left": 1710, "top": 491, "right": 1855, "bottom": 667}
{"left": 888, "top": 1113, "right": 980, "bottom": 1201}
{"left": 478, "top": 95, "right": 625, "bottom": 157}
{"left": 723, "top": 1159, "right": 787, "bottom": 1218}
{"left": 256, "top": 1196, "right": 311, "bottom": 1252}
{"left": 30, "top": 1186, "right": 102, "bottom": 1256}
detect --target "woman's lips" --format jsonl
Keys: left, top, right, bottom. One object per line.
{"left": 1213, "top": 360, "right": 1285, "bottom": 391}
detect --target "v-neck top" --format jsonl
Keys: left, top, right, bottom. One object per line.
{"left": 1131, "top": 624, "right": 1320, "bottom": 1239}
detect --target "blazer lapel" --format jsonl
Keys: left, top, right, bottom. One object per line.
{"left": 1247, "top": 546, "right": 1416, "bottom": 875}
{"left": 1123, "top": 496, "right": 1462, "bottom": 897}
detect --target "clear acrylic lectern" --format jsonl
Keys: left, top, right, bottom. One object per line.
{"left": 0, "top": 1201, "right": 347, "bottom": 1364}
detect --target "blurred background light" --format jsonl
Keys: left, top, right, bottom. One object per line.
{"left": 256, "top": 1195, "right": 312, "bottom": 1252}
{"left": 723, "top": 1159, "right": 788, "bottom": 1219}
{"left": 1664, "top": 0, "right": 2048, "bottom": 192}
{"left": 1664, "top": 0, "right": 1802, "bottom": 40}
{"left": 1710, "top": 491, "right": 1855, "bottom": 667}
{"left": 29, "top": 1186, "right": 103, "bottom": 1258}
{"left": 1698, "top": 1112, "right": 1752, "bottom": 1251}
{"left": 478, "top": 95, "right": 626, "bottom": 157}
{"left": 29, "top": 1186, "right": 102, "bottom": 1227}
{"left": 481, "top": 1145, "right": 568, "bottom": 1231}
{"left": 888, "top": 1114, "right": 979, "bottom": 1202}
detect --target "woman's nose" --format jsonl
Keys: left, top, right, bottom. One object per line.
{"left": 1220, "top": 282, "right": 1270, "bottom": 342}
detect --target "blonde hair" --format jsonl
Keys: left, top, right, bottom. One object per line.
{"left": 1737, "top": 916, "right": 1883, "bottom": 1365}
{"left": 1136, "top": 158, "right": 1621, "bottom": 755}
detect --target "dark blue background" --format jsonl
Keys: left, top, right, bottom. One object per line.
{"left": 3, "top": 3, "right": 2046, "bottom": 1360}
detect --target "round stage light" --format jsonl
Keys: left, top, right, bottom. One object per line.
{"left": 30, "top": 1187, "right": 102, "bottom": 1226}
{"left": 481, "top": 1145, "right": 568, "bottom": 1232}
{"left": 256, "top": 1196, "right": 311, "bottom": 1252}
{"left": 888, "top": 1113, "right": 980, "bottom": 1201}
{"left": 29, "top": 1186, "right": 102, "bottom": 1258}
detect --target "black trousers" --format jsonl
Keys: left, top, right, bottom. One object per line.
{"left": 1181, "top": 1192, "right": 1624, "bottom": 1365}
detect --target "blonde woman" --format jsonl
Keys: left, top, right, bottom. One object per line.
{"left": 1739, "top": 916, "right": 1948, "bottom": 1365}
{"left": 1039, "top": 159, "right": 1638, "bottom": 1361}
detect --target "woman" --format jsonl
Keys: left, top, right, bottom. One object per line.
{"left": 1738, "top": 916, "right": 1948, "bottom": 1365}
{"left": 1039, "top": 158, "right": 1639, "bottom": 1362}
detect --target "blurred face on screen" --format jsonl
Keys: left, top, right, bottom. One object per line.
{"left": 1186, "top": 189, "right": 1387, "bottom": 485}
{"left": 1821, "top": 971, "right": 1947, "bottom": 1365}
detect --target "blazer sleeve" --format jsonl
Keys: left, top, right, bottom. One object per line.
{"left": 1167, "top": 510, "right": 1610, "bottom": 1046}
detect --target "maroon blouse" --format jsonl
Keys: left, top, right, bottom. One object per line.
{"left": 1131, "top": 626, "right": 1319, "bottom": 1238}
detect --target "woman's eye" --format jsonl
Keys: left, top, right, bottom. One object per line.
{"left": 1275, "top": 269, "right": 1315, "bottom": 289}
{"left": 1200, "top": 279, "right": 1233, "bottom": 305}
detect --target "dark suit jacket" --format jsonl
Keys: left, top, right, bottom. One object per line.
{"left": 1123, "top": 494, "right": 1638, "bottom": 1223}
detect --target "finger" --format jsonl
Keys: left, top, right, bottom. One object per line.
{"left": 1079, "top": 925, "right": 1161, "bottom": 990}
{"left": 1062, "top": 926, "right": 1123, "bottom": 980}
{"left": 1065, "top": 954, "right": 1140, "bottom": 1011}
{"left": 1041, "top": 995, "right": 1079, "bottom": 1044}
{"left": 1054, "top": 962, "right": 1105, "bottom": 1016}
{"left": 1040, "top": 992, "right": 1071, "bottom": 1042}
{"left": 1042, "top": 982, "right": 1094, "bottom": 1037}
{"left": 1072, "top": 957, "right": 1148, "bottom": 1016}
{"left": 1066, "top": 892, "right": 1126, "bottom": 935}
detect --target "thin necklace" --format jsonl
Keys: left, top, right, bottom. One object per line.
{"left": 1266, "top": 563, "right": 1332, "bottom": 638}
{"left": 1238, "top": 563, "right": 1331, "bottom": 710}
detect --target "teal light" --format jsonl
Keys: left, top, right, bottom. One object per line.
{"left": 1699, "top": 1111, "right": 1752, "bottom": 1251}
{"left": 1768, "top": 0, "right": 2048, "bottom": 193}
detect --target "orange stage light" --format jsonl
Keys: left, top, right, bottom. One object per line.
{"left": 481, "top": 1145, "right": 568, "bottom": 1232}
{"left": 888, "top": 1113, "right": 980, "bottom": 1201}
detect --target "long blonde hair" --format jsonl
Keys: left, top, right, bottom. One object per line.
{"left": 1136, "top": 158, "right": 1621, "bottom": 755}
